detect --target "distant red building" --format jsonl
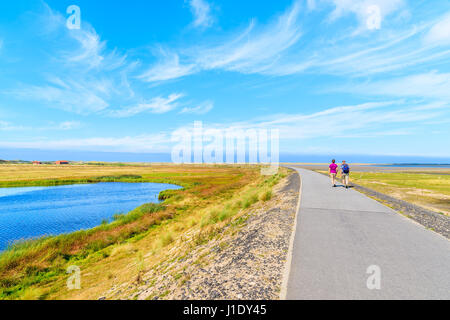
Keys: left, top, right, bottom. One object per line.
{"left": 55, "top": 160, "right": 69, "bottom": 165}
{"left": 32, "top": 161, "right": 41, "bottom": 165}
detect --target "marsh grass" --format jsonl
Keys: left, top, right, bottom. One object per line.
{"left": 0, "top": 164, "right": 288, "bottom": 300}
{"left": 260, "top": 190, "right": 273, "bottom": 202}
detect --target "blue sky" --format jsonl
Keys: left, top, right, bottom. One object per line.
{"left": 0, "top": 0, "right": 450, "bottom": 161}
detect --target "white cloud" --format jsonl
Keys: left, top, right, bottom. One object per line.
{"left": 65, "top": 28, "right": 105, "bottom": 68}
{"left": 178, "top": 100, "right": 446, "bottom": 149}
{"left": 109, "top": 93, "right": 184, "bottom": 117}
{"left": 195, "top": 1, "right": 302, "bottom": 74}
{"left": 175, "top": 100, "right": 445, "bottom": 145}
{"left": 0, "top": 134, "right": 172, "bottom": 153}
{"left": 3, "top": 4, "right": 182, "bottom": 117}
{"left": 189, "top": 0, "right": 214, "bottom": 28}
{"left": 307, "top": 0, "right": 316, "bottom": 10}
{"left": 63, "top": 26, "right": 127, "bottom": 71}
{"left": 0, "top": 120, "right": 83, "bottom": 132}
{"left": 141, "top": 1, "right": 303, "bottom": 81}
{"left": 56, "top": 121, "right": 82, "bottom": 130}
{"left": 328, "top": 0, "right": 406, "bottom": 26}
{"left": 179, "top": 101, "right": 214, "bottom": 114}
{"left": 9, "top": 78, "right": 111, "bottom": 115}
{"left": 0, "top": 121, "right": 27, "bottom": 131}
{"left": 343, "top": 71, "right": 450, "bottom": 100}
{"left": 3, "top": 100, "right": 447, "bottom": 153}
{"left": 138, "top": 1, "right": 449, "bottom": 80}
{"left": 424, "top": 12, "right": 450, "bottom": 46}
{"left": 139, "top": 52, "right": 195, "bottom": 82}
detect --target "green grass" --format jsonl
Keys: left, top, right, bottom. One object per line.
{"left": 0, "top": 164, "right": 289, "bottom": 300}
{"left": 351, "top": 172, "right": 450, "bottom": 194}
{"left": 260, "top": 190, "right": 273, "bottom": 202}
{"left": 349, "top": 172, "right": 450, "bottom": 215}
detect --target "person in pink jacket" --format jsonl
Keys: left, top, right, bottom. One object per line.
{"left": 329, "top": 159, "right": 338, "bottom": 187}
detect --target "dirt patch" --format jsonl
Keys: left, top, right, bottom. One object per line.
{"left": 99, "top": 171, "right": 300, "bottom": 300}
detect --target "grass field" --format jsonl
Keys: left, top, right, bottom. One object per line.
{"left": 0, "top": 163, "right": 288, "bottom": 300}
{"left": 334, "top": 171, "right": 450, "bottom": 216}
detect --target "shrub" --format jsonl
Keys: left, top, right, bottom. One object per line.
{"left": 260, "top": 190, "right": 272, "bottom": 202}
{"left": 160, "top": 233, "right": 174, "bottom": 247}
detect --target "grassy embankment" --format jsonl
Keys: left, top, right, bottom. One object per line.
{"left": 0, "top": 164, "right": 287, "bottom": 300}
{"left": 318, "top": 170, "right": 450, "bottom": 216}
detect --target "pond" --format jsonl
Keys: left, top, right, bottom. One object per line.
{"left": 0, "top": 182, "right": 181, "bottom": 251}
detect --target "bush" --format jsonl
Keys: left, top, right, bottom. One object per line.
{"left": 160, "top": 233, "right": 174, "bottom": 247}
{"left": 260, "top": 190, "right": 272, "bottom": 202}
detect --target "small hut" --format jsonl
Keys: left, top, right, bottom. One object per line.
{"left": 55, "top": 160, "right": 69, "bottom": 165}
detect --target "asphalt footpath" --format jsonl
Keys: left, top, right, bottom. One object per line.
{"left": 285, "top": 167, "right": 450, "bottom": 300}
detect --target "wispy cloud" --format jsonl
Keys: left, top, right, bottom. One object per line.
{"left": 2, "top": 1, "right": 449, "bottom": 158}
{"left": 140, "top": 1, "right": 303, "bottom": 81}
{"left": 9, "top": 77, "right": 111, "bottom": 114}
{"left": 2, "top": 4, "right": 181, "bottom": 116}
{"left": 195, "top": 2, "right": 302, "bottom": 74}
{"left": 167, "top": 100, "right": 446, "bottom": 153}
{"left": 7, "top": 99, "right": 446, "bottom": 153}
{"left": 0, "top": 121, "right": 28, "bottom": 131}
{"left": 424, "top": 12, "right": 450, "bottom": 46}
{"left": 327, "top": 0, "right": 406, "bottom": 27}
{"left": 189, "top": 0, "right": 214, "bottom": 28}
{"left": 337, "top": 71, "right": 450, "bottom": 100}
{"left": 138, "top": 51, "right": 195, "bottom": 82}
{"left": 3, "top": 99, "right": 447, "bottom": 154}
{"left": 0, "top": 120, "right": 81, "bottom": 132}
{"left": 141, "top": 0, "right": 450, "bottom": 81}
{"left": 0, "top": 134, "right": 172, "bottom": 153}
{"left": 54, "top": 121, "right": 82, "bottom": 130}
{"left": 179, "top": 101, "right": 214, "bottom": 114}
{"left": 109, "top": 93, "right": 184, "bottom": 117}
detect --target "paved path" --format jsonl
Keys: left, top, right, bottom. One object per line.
{"left": 285, "top": 168, "right": 450, "bottom": 300}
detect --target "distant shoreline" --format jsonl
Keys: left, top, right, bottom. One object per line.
{"left": 1, "top": 161, "right": 450, "bottom": 170}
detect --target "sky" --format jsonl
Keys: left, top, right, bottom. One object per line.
{"left": 0, "top": 0, "right": 450, "bottom": 162}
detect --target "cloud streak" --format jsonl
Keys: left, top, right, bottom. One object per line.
{"left": 4, "top": 100, "right": 447, "bottom": 153}
{"left": 140, "top": 1, "right": 303, "bottom": 81}
{"left": 189, "top": 0, "right": 214, "bottom": 28}
{"left": 140, "top": 0, "right": 450, "bottom": 81}
{"left": 343, "top": 71, "right": 450, "bottom": 100}
{"left": 179, "top": 101, "right": 214, "bottom": 114}
{"left": 2, "top": 4, "right": 185, "bottom": 117}
{"left": 424, "top": 12, "right": 450, "bottom": 46}
{"left": 109, "top": 93, "right": 184, "bottom": 117}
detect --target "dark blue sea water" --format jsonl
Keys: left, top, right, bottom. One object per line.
{"left": 0, "top": 182, "right": 181, "bottom": 251}
{"left": 373, "top": 164, "right": 450, "bottom": 168}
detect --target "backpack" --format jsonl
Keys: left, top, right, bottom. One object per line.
{"left": 342, "top": 164, "right": 350, "bottom": 174}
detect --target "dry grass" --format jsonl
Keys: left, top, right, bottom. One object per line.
{"left": 0, "top": 163, "right": 287, "bottom": 300}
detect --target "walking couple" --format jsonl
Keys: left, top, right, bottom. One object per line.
{"left": 329, "top": 159, "right": 350, "bottom": 189}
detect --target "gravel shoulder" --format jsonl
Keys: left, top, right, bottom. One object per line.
{"left": 101, "top": 171, "right": 300, "bottom": 300}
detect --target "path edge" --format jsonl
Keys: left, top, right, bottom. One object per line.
{"left": 279, "top": 168, "right": 302, "bottom": 300}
